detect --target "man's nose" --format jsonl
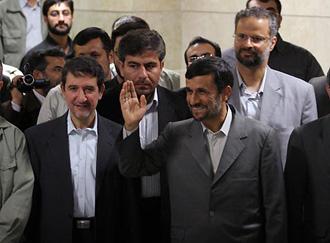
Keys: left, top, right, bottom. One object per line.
{"left": 138, "top": 66, "right": 148, "bottom": 79}
{"left": 77, "top": 89, "right": 87, "bottom": 102}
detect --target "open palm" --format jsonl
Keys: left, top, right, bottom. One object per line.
{"left": 120, "top": 81, "right": 147, "bottom": 131}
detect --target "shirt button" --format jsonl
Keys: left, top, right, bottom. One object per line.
{"left": 209, "top": 211, "right": 215, "bottom": 217}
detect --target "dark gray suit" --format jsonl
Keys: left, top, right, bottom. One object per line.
{"left": 229, "top": 66, "right": 317, "bottom": 167}
{"left": 309, "top": 69, "right": 330, "bottom": 118}
{"left": 285, "top": 114, "right": 330, "bottom": 243}
{"left": 119, "top": 107, "right": 287, "bottom": 243}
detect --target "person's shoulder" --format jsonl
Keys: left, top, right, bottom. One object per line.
{"left": 269, "top": 67, "right": 312, "bottom": 90}
{"left": 296, "top": 114, "right": 330, "bottom": 134}
{"left": 310, "top": 75, "right": 327, "bottom": 87}
{"left": 25, "top": 114, "right": 65, "bottom": 137}
{"left": 281, "top": 38, "right": 316, "bottom": 58}
{"left": 0, "top": 115, "right": 23, "bottom": 136}
{"left": 98, "top": 115, "right": 122, "bottom": 132}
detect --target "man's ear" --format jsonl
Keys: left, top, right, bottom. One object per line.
{"left": 43, "top": 15, "right": 48, "bottom": 24}
{"left": 118, "top": 60, "right": 125, "bottom": 77}
{"left": 99, "top": 83, "right": 105, "bottom": 100}
{"left": 222, "top": 85, "right": 232, "bottom": 102}
{"left": 269, "top": 35, "right": 277, "bottom": 51}
{"left": 0, "top": 80, "right": 3, "bottom": 91}
{"left": 160, "top": 60, "right": 164, "bottom": 71}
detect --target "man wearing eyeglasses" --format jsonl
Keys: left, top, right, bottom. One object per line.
{"left": 228, "top": 7, "right": 317, "bottom": 168}
{"left": 184, "top": 36, "right": 222, "bottom": 66}
{"left": 223, "top": 0, "right": 324, "bottom": 82}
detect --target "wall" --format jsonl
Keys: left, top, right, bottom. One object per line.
{"left": 72, "top": 0, "right": 330, "bottom": 86}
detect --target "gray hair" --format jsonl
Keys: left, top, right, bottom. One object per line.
{"left": 235, "top": 7, "right": 278, "bottom": 37}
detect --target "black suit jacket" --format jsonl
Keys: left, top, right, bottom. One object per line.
{"left": 119, "top": 107, "right": 287, "bottom": 243}
{"left": 310, "top": 69, "right": 330, "bottom": 118}
{"left": 99, "top": 84, "right": 191, "bottom": 242}
{"left": 285, "top": 115, "right": 330, "bottom": 243}
{"left": 1, "top": 91, "right": 41, "bottom": 131}
{"left": 24, "top": 113, "right": 126, "bottom": 243}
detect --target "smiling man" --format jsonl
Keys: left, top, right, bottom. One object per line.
{"left": 20, "top": 0, "right": 74, "bottom": 70}
{"left": 118, "top": 56, "right": 286, "bottom": 243}
{"left": 25, "top": 56, "right": 125, "bottom": 243}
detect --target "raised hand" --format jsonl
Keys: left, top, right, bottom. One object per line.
{"left": 120, "top": 81, "right": 147, "bottom": 131}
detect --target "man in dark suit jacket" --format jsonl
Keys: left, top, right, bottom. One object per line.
{"left": 1, "top": 48, "right": 65, "bottom": 131}
{"left": 285, "top": 114, "right": 330, "bottom": 242}
{"left": 98, "top": 29, "right": 191, "bottom": 243}
{"left": 25, "top": 57, "right": 125, "bottom": 243}
{"left": 119, "top": 56, "right": 286, "bottom": 243}
{"left": 310, "top": 68, "right": 330, "bottom": 118}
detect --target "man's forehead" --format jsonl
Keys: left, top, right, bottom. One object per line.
{"left": 48, "top": 2, "right": 71, "bottom": 11}
{"left": 236, "top": 17, "right": 269, "bottom": 32}
{"left": 124, "top": 52, "right": 161, "bottom": 63}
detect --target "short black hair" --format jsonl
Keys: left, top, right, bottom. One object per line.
{"left": 112, "top": 15, "right": 149, "bottom": 32}
{"left": 327, "top": 68, "right": 330, "bottom": 85}
{"left": 61, "top": 56, "right": 104, "bottom": 89}
{"left": 111, "top": 19, "right": 150, "bottom": 51}
{"left": 246, "top": 0, "right": 282, "bottom": 14}
{"left": 185, "top": 56, "right": 233, "bottom": 93}
{"left": 184, "top": 36, "right": 222, "bottom": 66}
{"left": 235, "top": 7, "right": 278, "bottom": 37}
{"left": 23, "top": 47, "right": 65, "bottom": 75}
{"left": 118, "top": 29, "right": 166, "bottom": 62}
{"left": 73, "top": 27, "right": 112, "bottom": 54}
{"left": 42, "top": 0, "right": 74, "bottom": 16}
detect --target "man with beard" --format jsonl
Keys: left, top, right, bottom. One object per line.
{"left": 20, "top": 0, "right": 74, "bottom": 71}
{"left": 228, "top": 7, "right": 317, "bottom": 168}
{"left": 118, "top": 56, "right": 286, "bottom": 243}
{"left": 1, "top": 48, "right": 65, "bottom": 131}
{"left": 223, "top": 0, "right": 324, "bottom": 82}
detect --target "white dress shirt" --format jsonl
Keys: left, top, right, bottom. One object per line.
{"left": 67, "top": 111, "right": 98, "bottom": 217}
{"left": 202, "top": 106, "right": 232, "bottom": 173}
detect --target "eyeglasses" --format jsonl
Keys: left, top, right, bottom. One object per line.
{"left": 188, "top": 53, "right": 213, "bottom": 63}
{"left": 234, "top": 33, "right": 270, "bottom": 44}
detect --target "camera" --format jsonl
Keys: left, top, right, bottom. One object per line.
{"left": 15, "top": 74, "right": 50, "bottom": 93}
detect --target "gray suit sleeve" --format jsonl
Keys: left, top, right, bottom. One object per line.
{"left": 301, "top": 84, "right": 318, "bottom": 124}
{"left": 118, "top": 123, "right": 171, "bottom": 177}
{"left": 260, "top": 128, "right": 287, "bottom": 243}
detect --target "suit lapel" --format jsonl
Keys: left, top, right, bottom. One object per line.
{"left": 95, "top": 116, "right": 115, "bottom": 197}
{"left": 259, "top": 67, "right": 283, "bottom": 122}
{"left": 229, "top": 68, "right": 243, "bottom": 113}
{"left": 47, "top": 115, "right": 73, "bottom": 194}
{"left": 186, "top": 120, "right": 213, "bottom": 178}
{"left": 213, "top": 112, "right": 247, "bottom": 184}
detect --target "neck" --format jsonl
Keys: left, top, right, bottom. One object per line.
{"left": 237, "top": 62, "right": 267, "bottom": 91}
{"left": 202, "top": 105, "right": 227, "bottom": 133}
{"left": 49, "top": 33, "right": 70, "bottom": 54}
{"left": 27, "top": 0, "right": 37, "bottom": 7}
{"left": 71, "top": 112, "right": 96, "bottom": 129}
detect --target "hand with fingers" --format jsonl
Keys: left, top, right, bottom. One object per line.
{"left": 120, "top": 80, "right": 147, "bottom": 131}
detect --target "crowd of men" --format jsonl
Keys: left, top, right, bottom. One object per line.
{"left": 0, "top": 0, "right": 329, "bottom": 243}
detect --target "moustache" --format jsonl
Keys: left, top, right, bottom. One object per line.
{"left": 55, "top": 23, "right": 69, "bottom": 28}
{"left": 238, "top": 47, "right": 257, "bottom": 55}
{"left": 189, "top": 104, "right": 207, "bottom": 109}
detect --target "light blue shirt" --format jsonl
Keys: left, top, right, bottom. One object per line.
{"left": 19, "top": 0, "right": 43, "bottom": 52}
{"left": 236, "top": 68, "right": 267, "bottom": 120}
{"left": 139, "top": 89, "right": 161, "bottom": 198}
{"left": 67, "top": 111, "right": 98, "bottom": 217}
{"left": 202, "top": 106, "right": 232, "bottom": 173}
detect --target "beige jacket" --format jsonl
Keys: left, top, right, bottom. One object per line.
{"left": 0, "top": 116, "right": 34, "bottom": 243}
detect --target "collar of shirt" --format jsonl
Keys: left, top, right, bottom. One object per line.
{"left": 32, "top": 89, "right": 46, "bottom": 104}
{"left": 236, "top": 67, "right": 267, "bottom": 98}
{"left": 19, "top": 0, "right": 41, "bottom": 9}
{"left": 67, "top": 111, "right": 98, "bottom": 136}
{"left": 201, "top": 105, "right": 232, "bottom": 137}
{"left": 145, "top": 87, "right": 159, "bottom": 113}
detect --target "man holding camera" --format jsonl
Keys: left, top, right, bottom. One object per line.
{"left": 1, "top": 48, "right": 65, "bottom": 131}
